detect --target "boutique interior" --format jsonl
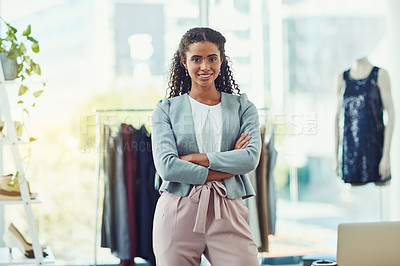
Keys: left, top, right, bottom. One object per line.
{"left": 0, "top": 0, "right": 400, "bottom": 265}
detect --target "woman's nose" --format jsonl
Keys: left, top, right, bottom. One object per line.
{"left": 200, "top": 61, "right": 208, "bottom": 70}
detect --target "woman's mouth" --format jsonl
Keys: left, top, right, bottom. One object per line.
{"left": 198, "top": 73, "right": 213, "bottom": 80}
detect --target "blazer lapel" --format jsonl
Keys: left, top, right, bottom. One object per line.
{"left": 183, "top": 93, "right": 199, "bottom": 153}
{"left": 220, "top": 92, "right": 237, "bottom": 152}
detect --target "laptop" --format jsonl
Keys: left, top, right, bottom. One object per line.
{"left": 337, "top": 221, "right": 400, "bottom": 266}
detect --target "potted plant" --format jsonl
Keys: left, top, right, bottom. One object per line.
{"left": 0, "top": 17, "right": 45, "bottom": 114}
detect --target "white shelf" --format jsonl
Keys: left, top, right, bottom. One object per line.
{"left": 0, "top": 137, "right": 29, "bottom": 145}
{"left": 3, "top": 80, "right": 17, "bottom": 86}
{"left": 1, "top": 64, "right": 53, "bottom": 265}
{"left": 0, "top": 247, "right": 55, "bottom": 265}
{"left": 0, "top": 198, "right": 41, "bottom": 205}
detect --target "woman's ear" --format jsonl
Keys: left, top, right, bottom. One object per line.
{"left": 181, "top": 57, "right": 187, "bottom": 69}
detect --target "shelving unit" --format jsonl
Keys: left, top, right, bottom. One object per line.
{"left": 0, "top": 63, "right": 54, "bottom": 265}
{"left": 0, "top": 199, "right": 41, "bottom": 205}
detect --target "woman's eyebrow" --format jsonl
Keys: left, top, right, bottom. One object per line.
{"left": 190, "top": 54, "right": 218, "bottom": 58}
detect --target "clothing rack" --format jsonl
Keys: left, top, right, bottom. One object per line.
{"left": 93, "top": 108, "right": 153, "bottom": 266}
{"left": 92, "top": 106, "right": 270, "bottom": 265}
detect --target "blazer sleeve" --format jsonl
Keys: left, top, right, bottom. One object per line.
{"left": 151, "top": 98, "right": 209, "bottom": 185}
{"left": 206, "top": 94, "right": 262, "bottom": 175}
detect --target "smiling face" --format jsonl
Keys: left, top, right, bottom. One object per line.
{"left": 181, "top": 41, "right": 223, "bottom": 91}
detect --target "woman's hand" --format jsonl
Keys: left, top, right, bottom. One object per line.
{"left": 234, "top": 132, "right": 251, "bottom": 150}
{"left": 179, "top": 154, "right": 192, "bottom": 162}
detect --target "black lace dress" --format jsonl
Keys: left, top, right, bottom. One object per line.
{"left": 342, "top": 66, "right": 390, "bottom": 184}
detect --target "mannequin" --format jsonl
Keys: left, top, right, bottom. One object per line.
{"left": 334, "top": 57, "right": 395, "bottom": 185}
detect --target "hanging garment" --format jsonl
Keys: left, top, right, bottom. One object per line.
{"left": 101, "top": 125, "right": 117, "bottom": 251}
{"left": 254, "top": 126, "right": 278, "bottom": 253}
{"left": 136, "top": 125, "right": 159, "bottom": 266}
{"left": 101, "top": 125, "right": 131, "bottom": 259}
{"left": 121, "top": 124, "right": 140, "bottom": 265}
{"left": 266, "top": 128, "right": 277, "bottom": 235}
{"left": 256, "top": 125, "right": 270, "bottom": 252}
{"left": 114, "top": 125, "right": 132, "bottom": 260}
{"left": 342, "top": 66, "right": 390, "bottom": 184}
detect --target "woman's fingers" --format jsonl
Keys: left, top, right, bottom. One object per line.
{"left": 234, "top": 133, "right": 251, "bottom": 149}
{"left": 242, "top": 136, "right": 251, "bottom": 148}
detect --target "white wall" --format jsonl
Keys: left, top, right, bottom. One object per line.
{"left": 387, "top": 0, "right": 400, "bottom": 220}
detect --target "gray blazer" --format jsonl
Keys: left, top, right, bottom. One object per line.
{"left": 151, "top": 92, "right": 261, "bottom": 199}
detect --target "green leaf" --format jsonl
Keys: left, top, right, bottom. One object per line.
{"left": 23, "top": 108, "right": 29, "bottom": 116}
{"left": 7, "top": 181, "right": 17, "bottom": 188}
{"left": 17, "top": 100, "right": 24, "bottom": 104}
{"left": 34, "top": 64, "right": 41, "bottom": 75}
{"left": 31, "top": 42, "right": 39, "bottom": 53}
{"left": 33, "top": 90, "right": 43, "bottom": 98}
{"left": 29, "top": 137, "right": 37, "bottom": 142}
{"left": 22, "top": 25, "right": 31, "bottom": 36}
{"left": 23, "top": 55, "right": 31, "bottom": 63}
{"left": 10, "top": 26, "right": 17, "bottom": 34}
{"left": 30, "top": 61, "right": 37, "bottom": 74}
{"left": 18, "top": 85, "right": 28, "bottom": 96}
{"left": 15, "top": 171, "right": 19, "bottom": 177}
{"left": 7, "top": 49, "right": 18, "bottom": 59}
{"left": 32, "top": 103, "right": 36, "bottom": 107}
{"left": 27, "top": 36, "right": 38, "bottom": 43}
{"left": 19, "top": 42, "right": 26, "bottom": 54}
{"left": 17, "top": 64, "right": 23, "bottom": 73}
{"left": 15, "top": 123, "right": 22, "bottom": 131}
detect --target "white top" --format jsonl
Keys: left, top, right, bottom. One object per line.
{"left": 188, "top": 95, "right": 222, "bottom": 153}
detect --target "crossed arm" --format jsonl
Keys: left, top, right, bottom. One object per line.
{"left": 179, "top": 133, "right": 251, "bottom": 181}
{"left": 152, "top": 96, "right": 261, "bottom": 185}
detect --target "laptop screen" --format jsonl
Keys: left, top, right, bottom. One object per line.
{"left": 337, "top": 221, "right": 400, "bottom": 266}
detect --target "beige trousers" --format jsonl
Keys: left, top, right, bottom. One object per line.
{"left": 152, "top": 181, "right": 259, "bottom": 266}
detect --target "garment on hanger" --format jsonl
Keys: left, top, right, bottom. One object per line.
{"left": 101, "top": 123, "right": 159, "bottom": 266}
{"left": 342, "top": 66, "right": 390, "bottom": 184}
{"left": 266, "top": 128, "right": 277, "bottom": 235}
{"left": 253, "top": 125, "right": 277, "bottom": 253}
{"left": 101, "top": 125, "right": 117, "bottom": 252}
{"left": 101, "top": 124, "right": 131, "bottom": 259}
{"left": 135, "top": 125, "right": 159, "bottom": 266}
{"left": 256, "top": 125, "right": 270, "bottom": 252}
{"left": 121, "top": 124, "right": 140, "bottom": 265}
{"left": 114, "top": 125, "right": 132, "bottom": 260}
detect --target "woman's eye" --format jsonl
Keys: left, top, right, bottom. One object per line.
{"left": 192, "top": 58, "right": 201, "bottom": 62}
{"left": 209, "top": 58, "right": 217, "bottom": 62}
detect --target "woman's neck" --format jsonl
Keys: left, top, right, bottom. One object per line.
{"left": 189, "top": 87, "right": 221, "bottom": 106}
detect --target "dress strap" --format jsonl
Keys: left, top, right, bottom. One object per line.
{"left": 371, "top": 66, "right": 379, "bottom": 78}
{"left": 343, "top": 69, "right": 351, "bottom": 82}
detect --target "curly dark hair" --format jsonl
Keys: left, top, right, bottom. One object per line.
{"left": 167, "top": 27, "right": 240, "bottom": 98}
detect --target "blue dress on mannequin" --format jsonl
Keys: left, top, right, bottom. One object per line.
{"left": 342, "top": 66, "right": 390, "bottom": 184}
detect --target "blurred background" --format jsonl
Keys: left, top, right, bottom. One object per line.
{"left": 0, "top": 0, "right": 399, "bottom": 264}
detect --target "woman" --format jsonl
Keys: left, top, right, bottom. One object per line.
{"left": 151, "top": 27, "right": 261, "bottom": 266}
